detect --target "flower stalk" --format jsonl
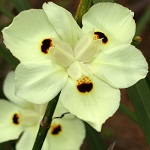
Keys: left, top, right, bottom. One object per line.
{"left": 75, "top": 0, "right": 91, "bottom": 26}
{"left": 32, "top": 94, "right": 59, "bottom": 150}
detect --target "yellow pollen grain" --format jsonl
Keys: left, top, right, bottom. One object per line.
{"left": 77, "top": 76, "right": 92, "bottom": 85}
{"left": 94, "top": 34, "right": 99, "bottom": 40}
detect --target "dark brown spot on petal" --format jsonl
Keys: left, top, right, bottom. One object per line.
{"left": 94, "top": 32, "right": 108, "bottom": 44}
{"left": 51, "top": 124, "right": 62, "bottom": 135}
{"left": 41, "top": 38, "right": 53, "bottom": 54}
{"left": 12, "top": 113, "right": 20, "bottom": 125}
{"left": 77, "top": 83, "right": 93, "bottom": 93}
{"left": 77, "top": 76, "right": 93, "bottom": 93}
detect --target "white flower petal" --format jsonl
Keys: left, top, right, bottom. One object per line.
{"left": 53, "top": 101, "right": 77, "bottom": 120}
{"left": 19, "top": 108, "right": 41, "bottom": 126}
{"left": 33, "top": 103, "right": 48, "bottom": 117}
{"left": 67, "top": 61, "right": 92, "bottom": 80}
{"left": 15, "top": 61, "right": 68, "bottom": 104}
{"left": 48, "top": 117, "right": 85, "bottom": 150}
{"left": 91, "top": 44, "right": 148, "bottom": 88}
{"left": 53, "top": 101, "right": 70, "bottom": 119}
{"left": 50, "top": 39, "right": 74, "bottom": 67}
{"left": 74, "top": 32, "right": 101, "bottom": 62}
{"left": 82, "top": 3, "right": 135, "bottom": 50}
{"left": 2, "top": 9, "right": 59, "bottom": 62}
{"left": 67, "top": 61, "right": 84, "bottom": 80}
{"left": 0, "top": 100, "right": 24, "bottom": 142}
{"left": 43, "top": 2, "right": 81, "bottom": 47}
{"left": 3, "top": 71, "right": 33, "bottom": 108}
{"left": 16, "top": 126, "right": 49, "bottom": 150}
{"left": 60, "top": 76, "right": 120, "bottom": 131}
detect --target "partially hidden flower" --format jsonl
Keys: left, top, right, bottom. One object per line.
{"left": 0, "top": 71, "right": 85, "bottom": 150}
{"left": 2, "top": 2, "right": 148, "bottom": 131}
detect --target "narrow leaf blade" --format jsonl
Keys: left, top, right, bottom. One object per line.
{"left": 0, "top": 6, "right": 14, "bottom": 19}
{"left": 127, "top": 79, "right": 150, "bottom": 147}
{"left": 85, "top": 122, "right": 106, "bottom": 150}
{"left": 10, "top": 0, "right": 31, "bottom": 12}
{"left": 0, "top": 44, "right": 19, "bottom": 69}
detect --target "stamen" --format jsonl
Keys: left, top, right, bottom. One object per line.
{"left": 41, "top": 38, "right": 53, "bottom": 54}
{"left": 94, "top": 32, "right": 108, "bottom": 44}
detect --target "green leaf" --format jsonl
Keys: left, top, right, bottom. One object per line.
{"left": 146, "top": 76, "right": 150, "bottom": 89}
{"left": 75, "top": 0, "right": 92, "bottom": 27}
{"left": 127, "top": 5, "right": 150, "bottom": 147}
{"left": 0, "top": 6, "right": 14, "bottom": 19}
{"left": 0, "top": 44, "right": 19, "bottom": 69}
{"left": 10, "top": 0, "right": 31, "bottom": 12}
{"left": 92, "top": 0, "right": 114, "bottom": 4}
{"left": 0, "top": 141, "right": 16, "bottom": 150}
{"left": 85, "top": 122, "right": 106, "bottom": 150}
{"left": 127, "top": 79, "right": 150, "bottom": 148}
{"left": 136, "top": 5, "right": 150, "bottom": 35}
{"left": 119, "top": 103, "right": 138, "bottom": 124}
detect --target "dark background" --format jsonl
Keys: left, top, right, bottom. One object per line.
{"left": 0, "top": 0, "right": 150, "bottom": 149}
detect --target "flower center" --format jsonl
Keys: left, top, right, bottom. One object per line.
{"left": 94, "top": 32, "right": 108, "bottom": 44}
{"left": 77, "top": 76, "right": 93, "bottom": 93}
{"left": 41, "top": 38, "right": 53, "bottom": 54}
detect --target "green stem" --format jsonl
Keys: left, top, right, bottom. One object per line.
{"left": 119, "top": 103, "right": 138, "bottom": 124}
{"left": 75, "top": 0, "right": 91, "bottom": 27}
{"left": 32, "top": 94, "right": 59, "bottom": 150}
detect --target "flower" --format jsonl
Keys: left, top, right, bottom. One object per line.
{"left": 0, "top": 71, "right": 85, "bottom": 150}
{"left": 2, "top": 2, "right": 148, "bottom": 131}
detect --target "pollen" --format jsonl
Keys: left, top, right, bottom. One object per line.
{"left": 41, "top": 38, "right": 53, "bottom": 54}
{"left": 12, "top": 113, "right": 20, "bottom": 125}
{"left": 94, "top": 32, "right": 108, "bottom": 44}
{"left": 77, "top": 76, "right": 93, "bottom": 93}
{"left": 50, "top": 124, "right": 62, "bottom": 135}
